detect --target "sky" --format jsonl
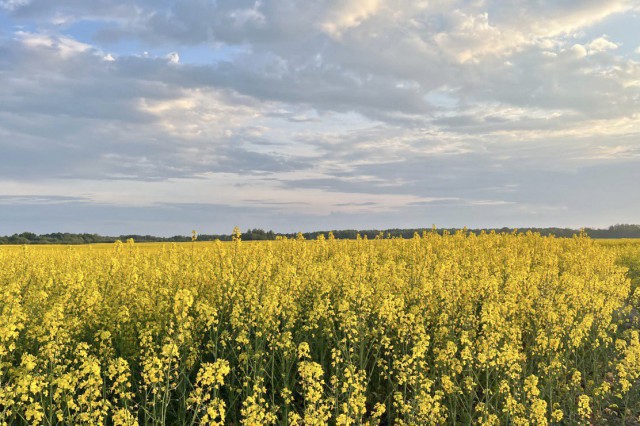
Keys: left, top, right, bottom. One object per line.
{"left": 1, "top": 0, "right": 640, "bottom": 236}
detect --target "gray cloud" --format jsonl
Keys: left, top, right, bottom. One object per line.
{"left": 1, "top": 1, "right": 639, "bottom": 233}
{"left": 0, "top": 195, "right": 89, "bottom": 204}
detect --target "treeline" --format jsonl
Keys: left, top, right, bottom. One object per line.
{"left": 0, "top": 232, "right": 113, "bottom": 245}
{"left": 2, "top": 224, "right": 640, "bottom": 245}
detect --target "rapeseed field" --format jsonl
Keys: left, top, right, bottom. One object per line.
{"left": 1, "top": 231, "right": 640, "bottom": 425}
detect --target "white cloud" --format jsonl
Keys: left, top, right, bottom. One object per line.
{"left": 228, "top": 1, "right": 266, "bottom": 27}
{"left": 567, "top": 43, "right": 588, "bottom": 59}
{"left": 320, "top": 0, "right": 381, "bottom": 38}
{"left": 166, "top": 51, "right": 179, "bottom": 64}
{"left": 578, "top": 145, "right": 640, "bottom": 160}
{"left": 16, "top": 31, "right": 92, "bottom": 58}
{"left": 587, "top": 36, "right": 618, "bottom": 53}
{"left": 0, "top": 0, "right": 29, "bottom": 11}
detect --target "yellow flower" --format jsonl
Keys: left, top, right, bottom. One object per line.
{"left": 577, "top": 394, "right": 591, "bottom": 420}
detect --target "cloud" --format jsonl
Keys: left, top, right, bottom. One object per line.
{"left": 0, "top": 0, "right": 29, "bottom": 11}
{"left": 587, "top": 36, "right": 618, "bottom": 53}
{"left": 0, "top": 1, "right": 639, "bottom": 232}
{"left": 577, "top": 145, "right": 640, "bottom": 160}
{"left": 320, "top": 0, "right": 380, "bottom": 38}
{"left": 15, "top": 31, "right": 93, "bottom": 58}
{"left": 165, "top": 51, "right": 179, "bottom": 64}
{"left": 0, "top": 195, "right": 90, "bottom": 205}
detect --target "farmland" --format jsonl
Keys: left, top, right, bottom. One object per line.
{"left": 1, "top": 232, "right": 640, "bottom": 425}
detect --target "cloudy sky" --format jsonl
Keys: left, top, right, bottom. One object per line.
{"left": 1, "top": 0, "right": 639, "bottom": 235}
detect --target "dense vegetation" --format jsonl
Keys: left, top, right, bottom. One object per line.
{"left": 2, "top": 232, "right": 640, "bottom": 424}
{"left": 2, "top": 224, "right": 640, "bottom": 245}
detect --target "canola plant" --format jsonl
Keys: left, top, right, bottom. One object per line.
{"left": 1, "top": 231, "right": 640, "bottom": 425}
